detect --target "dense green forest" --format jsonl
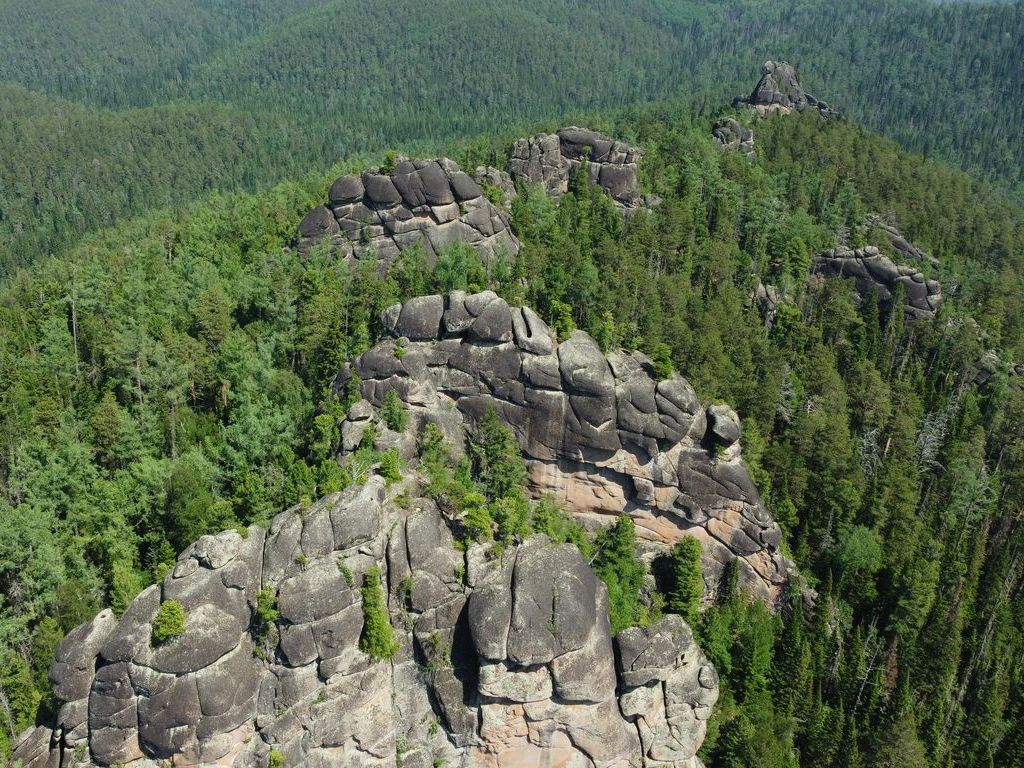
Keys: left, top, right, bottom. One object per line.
{"left": 1, "top": 101, "right": 1022, "bottom": 766}
{"left": 1, "top": 0, "right": 1023, "bottom": 273}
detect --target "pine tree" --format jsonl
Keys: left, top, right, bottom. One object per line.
{"left": 359, "top": 566, "right": 399, "bottom": 661}
{"left": 667, "top": 537, "right": 703, "bottom": 624}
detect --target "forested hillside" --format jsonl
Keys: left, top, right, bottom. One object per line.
{"left": 1, "top": 0, "right": 1022, "bottom": 273}
{"left": 1, "top": 105, "right": 1022, "bottom": 766}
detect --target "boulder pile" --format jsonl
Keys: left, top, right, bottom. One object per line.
{"left": 507, "top": 126, "right": 645, "bottom": 208}
{"left": 296, "top": 157, "right": 519, "bottom": 265}
{"left": 734, "top": 60, "right": 837, "bottom": 118}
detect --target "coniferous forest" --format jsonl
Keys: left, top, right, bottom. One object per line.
{"left": 1, "top": 0, "right": 1023, "bottom": 273}
{"left": 1, "top": 2, "right": 1024, "bottom": 768}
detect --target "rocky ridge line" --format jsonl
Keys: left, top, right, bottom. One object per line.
{"left": 296, "top": 127, "right": 647, "bottom": 267}
{"left": 338, "top": 292, "right": 801, "bottom": 603}
{"left": 297, "top": 157, "right": 520, "bottom": 265}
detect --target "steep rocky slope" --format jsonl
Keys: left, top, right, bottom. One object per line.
{"left": 13, "top": 476, "right": 718, "bottom": 768}
{"left": 338, "top": 293, "right": 800, "bottom": 603}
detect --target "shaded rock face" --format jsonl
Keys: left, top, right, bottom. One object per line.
{"left": 734, "top": 60, "right": 836, "bottom": 118}
{"left": 866, "top": 215, "right": 940, "bottom": 268}
{"left": 340, "top": 292, "right": 800, "bottom": 603}
{"left": 14, "top": 478, "right": 717, "bottom": 768}
{"left": 712, "top": 118, "right": 755, "bottom": 158}
{"left": 508, "top": 127, "right": 645, "bottom": 209}
{"left": 813, "top": 245, "right": 943, "bottom": 319}
{"left": 297, "top": 157, "right": 520, "bottom": 265}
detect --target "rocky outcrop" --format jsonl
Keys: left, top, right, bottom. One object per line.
{"left": 712, "top": 118, "right": 755, "bottom": 158}
{"left": 508, "top": 127, "right": 645, "bottom": 209}
{"left": 296, "top": 126, "right": 649, "bottom": 267}
{"left": 813, "top": 245, "right": 943, "bottom": 319}
{"left": 297, "top": 157, "right": 520, "bottom": 265}
{"left": 14, "top": 477, "right": 717, "bottom": 768}
{"left": 866, "top": 215, "right": 940, "bottom": 267}
{"left": 339, "top": 292, "right": 800, "bottom": 603}
{"left": 734, "top": 60, "right": 836, "bottom": 118}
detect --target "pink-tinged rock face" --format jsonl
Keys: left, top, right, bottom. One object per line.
{"left": 21, "top": 468, "right": 721, "bottom": 768}
{"left": 341, "top": 291, "right": 804, "bottom": 606}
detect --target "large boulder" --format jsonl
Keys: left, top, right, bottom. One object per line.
{"left": 15, "top": 475, "right": 720, "bottom": 768}
{"left": 509, "top": 126, "right": 645, "bottom": 209}
{"left": 298, "top": 156, "right": 520, "bottom": 265}
{"left": 813, "top": 245, "right": 943, "bottom": 319}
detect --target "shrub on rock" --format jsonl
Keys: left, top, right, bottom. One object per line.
{"left": 359, "top": 566, "right": 399, "bottom": 660}
{"left": 151, "top": 599, "right": 186, "bottom": 644}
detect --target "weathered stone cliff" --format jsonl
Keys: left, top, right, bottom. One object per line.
{"left": 296, "top": 157, "right": 520, "bottom": 265}
{"left": 734, "top": 60, "right": 836, "bottom": 118}
{"left": 13, "top": 476, "right": 718, "bottom": 768}
{"left": 813, "top": 245, "right": 943, "bottom": 319}
{"left": 507, "top": 127, "right": 645, "bottom": 209}
{"left": 338, "top": 292, "right": 800, "bottom": 603}
{"left": 295, "top": 127, "right": 647, "bottom": 267}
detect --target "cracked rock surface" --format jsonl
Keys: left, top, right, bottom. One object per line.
{"left": 508, "top": 126, "right": 645, "bottom": 209}
{"left": 712, "top": 118, "right": 755, "bottom": 158}
{"left": 297, "top": 157, "right": 520, "bottom": 266}
{"left": 340, "top": 292, "right": 800, "bottom": 603}
{"left": 14, "top": 476, "right": 717, "bottom": 768}
{"left": 813, "top": 245, "right": 943, "bottom": 319}
{"left": 733, "top": 60, "right": 837, "bottom": 118}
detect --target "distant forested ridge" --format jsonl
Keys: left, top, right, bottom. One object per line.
{"left": 0, "top": 0, "right": 1022, "bottom": 272}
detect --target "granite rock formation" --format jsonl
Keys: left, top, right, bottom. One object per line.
{"left": 296, "top": 157, "right": 520, "bottom": 265}
{"left": 712, "top": 118, "right": 755, "bottom": 158}
{"left": 13, "top": 477, "right": 717, "bottom": 768}
{"left": 338, "top": 292, "right": 800, "bottom": 603}
{"left": 734, "top": 60, "right": 836, "bottom": 118}
{"left": 813, "top": 245, "right": 943, "bottom": 319}
{"left": 508, "top": 127, "right": 645, "bottom": 209}
{"left": 296, "top": 127, "right": 649, "bottom": 267}
{"left": 866, "top": 215, "right": 940, "bottom": 267}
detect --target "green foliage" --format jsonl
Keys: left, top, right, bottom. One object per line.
{"left": 593, "top": 515, "right": 647, "bottom": 634}
{"left": 255, "top": 588, "right": 280, "bottom": 626}
{"left": 531, "top": 495, "right": 592, "bottom": 558}
{"left": 268, "top": 749, "right": 286, "bottom": 768}
{"left": 469, "top": 407, "right": 527, "bottom": 500}
{"left": 359, "top": 566, "right": 399, "bottom": 661}
{"left": 461, "top": 491, "right": 494, "bottom": 542}
{"left": 666, "top": 538, "right": 703, "bottom": 624}
{"left": 151, "top": 600, "right": 186, "bottom": 644}
{"left": 380, "top": 390, "right": 409, "bottom": 433}
{"left": 378, "top": 449, "right": 402, "bottom": 485}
